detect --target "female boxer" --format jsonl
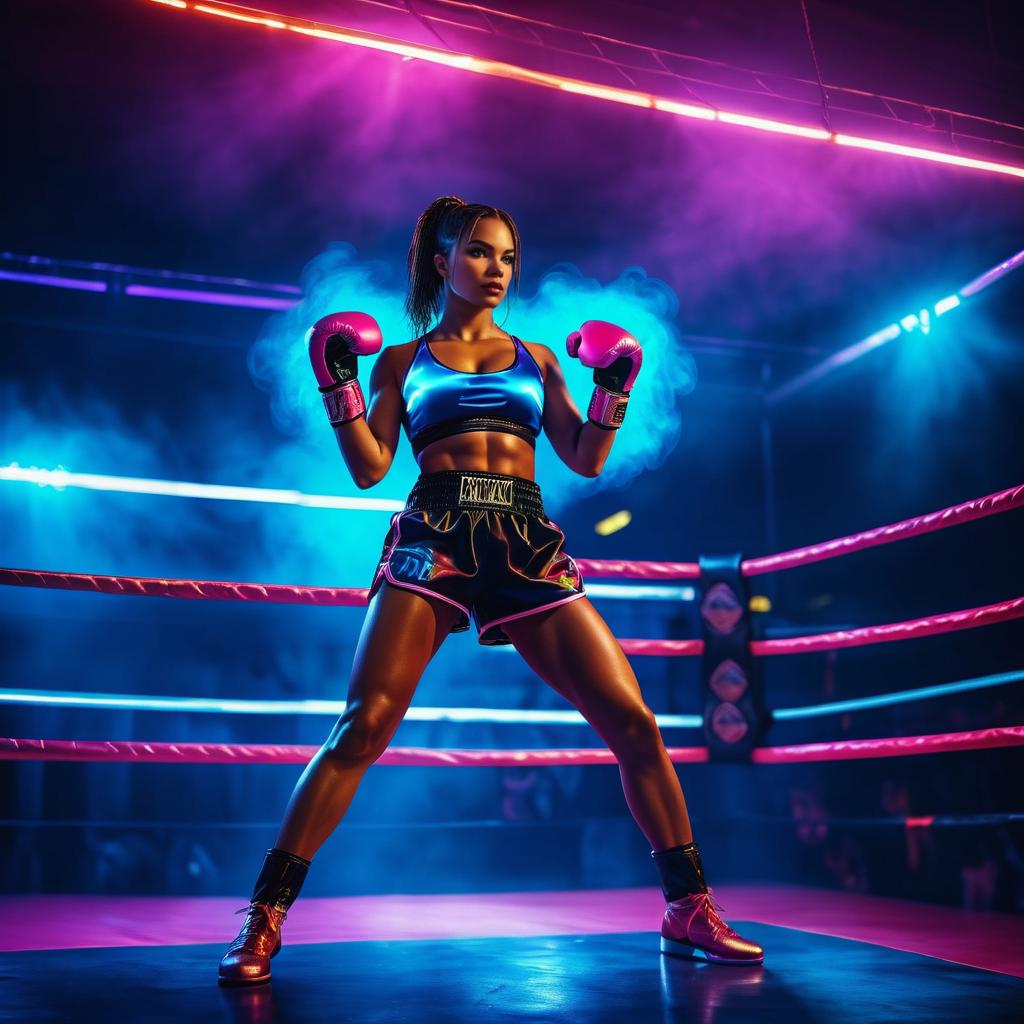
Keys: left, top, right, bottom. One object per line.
{"left": 218, "top": 196, "right": 763, "bottom": 984}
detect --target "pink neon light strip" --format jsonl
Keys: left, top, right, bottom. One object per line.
{"left": 147, "top": 0, "right": 1024, "bottom": 181}
{"left": 2, "top": 725, "right": 1021, "bottom": 765}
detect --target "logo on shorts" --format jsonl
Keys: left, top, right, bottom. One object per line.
{"left": 459, "top": 474, "right": 513, "bottom": 508}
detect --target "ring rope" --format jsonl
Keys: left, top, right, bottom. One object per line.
{"left": 0, "top": 567, "right": 369, "bottom": 606}
{"left": 740, "top": 481, "right": 1024, "bottom": 577}
{"left": 0, "top": 482, "right": 1020, "bottom": 599}
{"left": 574, "top": 557, "right": 700, "bottom": 580}
{"left": 748, "top": 725, "right": 1024, "bottom": 763}
{"left": 1, "top": 568, "right": 1019, "bottom": 655}
{"left": 749, "top": 595, "right": 1024, "bottom": 655}
{"left": 3, "top": 726, "right": 1020, "bottom": 766}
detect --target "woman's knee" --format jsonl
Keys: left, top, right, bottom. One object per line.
{"left": 603, "top": 703, "right": 663, "bottom": 760}
{"left": 323, "top": 700, "right": 402, "bottom": 765}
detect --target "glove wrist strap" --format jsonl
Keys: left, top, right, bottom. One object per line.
{"left": 323, "top": 379, "right": 366, "bottom": 426}
{"left": 587, "top": 382, "right": 629, "bottom": 429}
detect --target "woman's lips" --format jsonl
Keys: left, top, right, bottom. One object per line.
{"left": 482, "top": 283, "right": 503, "bottom": 292}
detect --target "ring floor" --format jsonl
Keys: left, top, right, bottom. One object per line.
{"left": 1, "top": 885, "right": 1021, "bottom": 1023}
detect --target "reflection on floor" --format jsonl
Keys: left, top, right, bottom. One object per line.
{"left": 1, "top": 885, "right": 1021, "bottom": 1023}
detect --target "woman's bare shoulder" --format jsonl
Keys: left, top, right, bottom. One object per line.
{"left": 519, "top": 339, "right": 556, "bottom": 380}
{"left": 384, "top": 337, "right": 422, "bottom": 378}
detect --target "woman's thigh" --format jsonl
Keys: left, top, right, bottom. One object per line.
{"left": 339, "top": 580, "right": 463, "bottom": 727}
{"left": 501, "top": 597, "right": 655, "bottom": 746}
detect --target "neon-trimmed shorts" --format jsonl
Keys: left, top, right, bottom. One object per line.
{"left": 367, "top": 471, "right": 586, "bottom": 646}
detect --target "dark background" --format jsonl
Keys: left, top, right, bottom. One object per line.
{"left": 1, "top": 0, "right": 1022, "bottom": 909}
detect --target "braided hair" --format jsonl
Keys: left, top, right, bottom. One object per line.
{"left": 404, "top": 195, "right": 522, "bottom": 338}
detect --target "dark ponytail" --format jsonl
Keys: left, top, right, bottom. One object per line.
{"left": 404, "top": 195, "right": 522, "bottom": 338}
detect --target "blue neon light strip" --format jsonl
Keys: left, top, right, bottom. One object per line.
{"left": 0, "top": 464, "right": 405, "bottom": 512}
{"left": 586, "top": 583, "right": 695, "bottom": 601}
{"left": 772, "top": 669, "right": 1024, "bottom": 720}
{"left": 768, "top": 245, "right": 1024, "bottom": 405}
{"left": 0, "top": 688, "right": 703, "bottom": 728}
{"left": 4, "top": 668, "right": 1018, "bottom": 724}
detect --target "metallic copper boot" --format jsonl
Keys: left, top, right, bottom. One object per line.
{"left": 652, "top": 841, "right": 764, "bottom": 965}
{"left": 218, "top": 847, "right": 310, "bottom": 986}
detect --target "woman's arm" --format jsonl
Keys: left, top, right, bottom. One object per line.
{"left": 332, "top": 347, "right": 403, "bottom": 489}
{"left": 535, "top": 343, "right": 615, "bottom": 478}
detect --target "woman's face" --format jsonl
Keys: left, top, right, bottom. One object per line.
{"left": 435, "top": 216, "right": 516, "bottom": 309}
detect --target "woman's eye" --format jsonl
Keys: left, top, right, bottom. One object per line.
{"left": 469, "top": 248, "right": 514, "bottom": 264}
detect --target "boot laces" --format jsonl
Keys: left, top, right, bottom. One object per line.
{"left": 232, "top": 901, "right": 285, "bottom": 945}
{"left": 692, "top": 889, "right": 737, "bottom": 939}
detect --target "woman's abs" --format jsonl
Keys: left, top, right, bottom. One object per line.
{"left": 416, "top": 430, "right": 536, "bottom": 479}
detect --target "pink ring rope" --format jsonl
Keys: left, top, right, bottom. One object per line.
{"left": 749, "top": 595, "right": 1024, "bottom": 655}
{"left": 0, "top": 567, "right": 369, "bottom": 607}
{"left": 748, "top": 726, "right": 1024, "bottom": 763}
{"left": 574, "top": 557, "right": 700, "bottom": 580}
{"left": 0, "top": 485, "right": 1019, "bottom": 601}
{"left": 741, "top": 481, "right": 1024, "bottom": 577}
{"left": 0, "top": 570, "right": 1019, "bottom": 655}
{"left": 2, "top": 726, "right": 1020, "bottom": 766}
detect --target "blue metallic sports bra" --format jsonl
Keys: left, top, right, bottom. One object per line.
{"left": 401, "top": 334, "right": 545, "bottom": 457}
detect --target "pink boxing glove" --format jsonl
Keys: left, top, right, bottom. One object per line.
{"left": 565, "top": 319, "right": 643, "bottom": 429}
{"left": 306, "top": 311, "right": 383, "bottom": 426}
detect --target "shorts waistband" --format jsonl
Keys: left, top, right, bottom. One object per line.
{"left": 406, "top": 470, "right": 545, "bottom": 517}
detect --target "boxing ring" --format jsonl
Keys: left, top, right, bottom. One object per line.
{"left": 1, "top": 480, "right": 1022, "bottom": 1020}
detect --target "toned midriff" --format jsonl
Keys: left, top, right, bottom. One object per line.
{"left": 417, "top": 430, "right": 536, "bottom": 479}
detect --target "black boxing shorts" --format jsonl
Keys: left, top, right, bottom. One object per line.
{"left": 367, "top": 470, "right": 586, "bottom": 645}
